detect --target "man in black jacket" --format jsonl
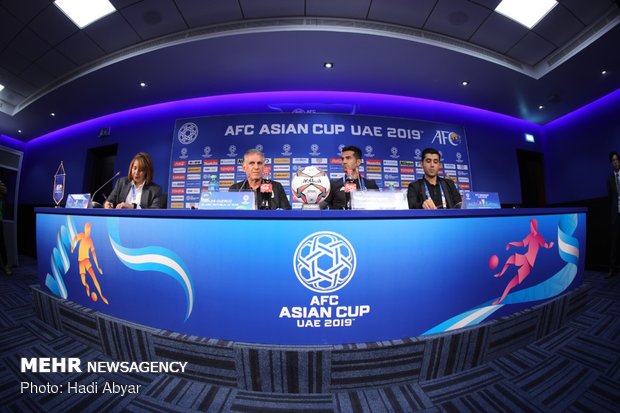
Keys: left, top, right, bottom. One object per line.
{"left": 407, "top": 147, "right": 461, "bottom": 209}
{"left": 607, "top": 151, "right": 620, "bottom": 278}
{"left": 321, "top": 145, "right": 378, "bottom": 209}
{"left": 229, "top": 149, "right": 291, "bottom": 210}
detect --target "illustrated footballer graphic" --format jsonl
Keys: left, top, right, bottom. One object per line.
{"left": 71, "top": 222, "right": 108, "bottom": 304}
{"left": 492, "top": 218, "right": 554, "bottom": 304}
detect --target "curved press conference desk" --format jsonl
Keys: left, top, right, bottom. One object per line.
{"left": 34, "top": 207, "right": 587, "bottom": 390}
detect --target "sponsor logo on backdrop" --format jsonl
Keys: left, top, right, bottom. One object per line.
{"left": 330, "top": 172, "right": 345, "bottom": 179}
{"left": 255, "top": 144, "right": 264, "bottom": 152}
{"left": 457, "top": 164, "right": 469, "bottom": 170}
{"left": 384, "top": 174, "right": 399, "bottom": 180}
{"left": 367, "top": 173, "right": 382, "bottom": 180}
{"left": 293, "top": 158, "right": 309, "bottom": 164}
{"left": 202, "top": 166, "right": 217, "bottom": 173}
{"left": 220, "top": 166, "right": 235, "bottom": 172}
{"left": 274, "top": 158, "right": 290, "bottom": 164}
{"left": 400, "top": 167, "right": 414, "bottom": 174}
{"left": 186, "top": 188, "right": 200, "bottom": 194}
{"left": 309, "top": 144, "right": 321, "bottom": 156}
{"left": 282, "top": 144, "right": 292, "bottom": 156}
{"left": 280, "top": 232, "right": 370, "bottom": 329}
{"left": 383, "top": 160, "right": 398, "bottom": 166}
{"left": 445, "top": 170, "right": 457, "bottom": 176}
{"left": 459, "top": 183, "right": 470, "bottom": 189}
{"left": 219, "top": 180, "right": 234, "bottom": 187}
{"left": 201, "top": 146, "right": 212, "bottom": 158}
{"left": 187, "top": 167, "right": 201, "bottom": 173}
{"left": 416, "top": 168, "right": 424, "bottom": 174}
{"left": 172, "top": 174, "right": 185, "bottom": 181}
{"left": 186, "top": 174, "right": 201, "bottom": 180}
{"left": 172, "top": 167, "right": 186, "bottom": 173}
{"left": 390, "top": 147, "right": 400, "bottom": 159}
{"left": 179, "top": 148, "right": 188, "bottom": 159}
{"left": 171, "top": 195, "right": 184, "bottom": 202}
{"left": 274, "top": 165, "right": 291, "bottom": 172}
{"left": 274, "top": 172, "right": 290, "bottom": 179}
{"left": 444, "top": 163, "right": 456, "bottom": 169}
{"left": 383, "top": 167, "right": 398, "bottom": 173}
{"left": 204, "top": 159, "right": 218, "bottom": 165}
{"left": 364, "top": 145, "right": 375, "bottom": 158}
{"left": 227, "top": 145, "right": 237, "bottom": 157}
{"left": 458, "top": 171, "right": 469, "bottom": 176}
{"left": 171, "top": 182, "right": 185, "bottom": 187}
{"left": 338, "top": 144, "right": 345, "bottom": 156}
{"left": 400, "top": 160, "right": 414, "bottom": 167}
{"left": 220, "top": 158, "right": 235, "bottom": 165}
{"left": 186, "top": 195, "right": 201, "bottom": 202}
{"left": 173, "top": 161, "right": 187, "bottom": 167}
{"left": 188, "top": 160, "right": 201, "bottom": 165}
{"left": 414, "top": 148, "right": 422, "bottom": 160}
{"left": 171, "top": 188, "right": 184, "bottom": 194}
{"left": 458, "top": 177, "right": 470, "bottom": 183}
{"left": 432, "top": 130, "right": 461, "bottom": 146}
{"left": 456, "top": 152, "right": 464, "bottom": 163}
{"left": 186, "top": 181, "right": 201, "bottom": 188}
{"left": 367, "top": 159, "right": 381, "bottom": 166}
{"left": 311, "top": 158, "right": 327, "bottom": 164}
{"left": 170, "top": 202, "right": 184, "bottom": 209}
{"left": 329, "top": 158, "right": 342, "bottom": 164}
{"left": 366, "top": 166, "right": 382, "bottom": 173}
{"left": 178, "top": 122, "right": 199, "bottom": 144}
{"left": 219, "top": 173, "right": 234, "bottom": 179}
{"left": 400, "top": 174, "right": 415, "bottom": 180}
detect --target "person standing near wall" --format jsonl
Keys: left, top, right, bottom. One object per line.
{"left": 0, "top": 179, "right": 11, "bottom": 275}
{"left": 608, "top": 151, "right": 620, "bottom": 279}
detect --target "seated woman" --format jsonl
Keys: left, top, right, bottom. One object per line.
{"left": 104, "top": 152, "right": 163, "bottom": 209}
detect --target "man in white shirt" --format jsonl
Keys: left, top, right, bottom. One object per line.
{"left": 607, "top": 151, "right": 620, "bottom": 278}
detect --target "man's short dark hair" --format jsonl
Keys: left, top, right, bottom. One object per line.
{"left": 342, "top": 145, "right": 362, "bottom": 160}
{"left": 422, "top": 147, "right": 441, "bottom": 160}
{"left": 610, "top": 151, "right": 619, "bottom": 162}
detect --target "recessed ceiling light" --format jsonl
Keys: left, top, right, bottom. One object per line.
{"left": 0, "top": 84, "right": 4, "bottom": 92}
{"left": 50, "top": 112, "right": 56, "bottom": 117}
{"left": 140, "top": 82, "right": 147, "bottom": 88}
{"left": 54, "top": 0, "right": 116, "bottom": 29}
{"left": 538, "top": 105, "right": 544, "bottom": 110}
{"left": 18, "top": 129, "right": 22, "bottom": 133}
{"left": 323, "top": 62, "right": 334, "bottom": 69}
{"left": 601, "top": 70, "right": 607, "bottom": 75}
{"left": 461, "top": 81, "right": 469, "bottom": 86}
{"left": 495, "top": 0, "right": 558, "bottom": 29}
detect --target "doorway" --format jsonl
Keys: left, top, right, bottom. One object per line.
{"left": 85, "top": 145, "right": 118, "bottom": 204}
{"left": 517, "top": 149, "right": 546, "bottom": 207}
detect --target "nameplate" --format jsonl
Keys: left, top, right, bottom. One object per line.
{"left": 351, "top": 190, "right": 408, "bottom": 210}
{"left": 66, "top": 194, "right": 92, "bottom": 209}
{"left": 198, "top": 191, "right": 255, "bottom": 210}
{"left": 462, "top": 192, "right": 501, "bottom": 209}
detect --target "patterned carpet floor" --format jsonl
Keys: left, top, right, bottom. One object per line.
{"left": 0, "top": 256, "right": 618, "bottom": 412}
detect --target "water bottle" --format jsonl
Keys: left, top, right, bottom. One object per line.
{"left": 207, "top": 175, "right": 219, "bottom": 192}
{"left": 344, "top": 169, "right": 356, "bottom": 210}
{"left": 259, "top": 173, "right": 272, "bottom": 210}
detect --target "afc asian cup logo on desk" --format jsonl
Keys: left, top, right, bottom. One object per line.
{"left": 178, "top": 122, "right": 199, "bottom": 144}
{"left": 293, "top": 231, "right": 356, "bottom": 293}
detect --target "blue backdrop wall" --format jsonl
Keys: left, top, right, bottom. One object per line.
{"left": 18, "top": 91, "right": 544, "bottom": 206}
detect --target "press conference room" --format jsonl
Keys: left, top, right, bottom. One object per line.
{"left": 1, "top": 1, "right": 619, "bottom": 412}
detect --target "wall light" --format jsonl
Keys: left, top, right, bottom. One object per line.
{"left": 525, "top": 133, "right": 535, "bottom": 143}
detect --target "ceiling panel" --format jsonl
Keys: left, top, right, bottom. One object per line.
{"left": 11, "top": 28, "right": 49, "bottom": 62}
{"left": 367, "top": 0, "right": 436, "bottom": 28}
{"left": 36, "top": 49, "right": 77, "bottom": 78}
{"left": 120, "top": 0, "right": 188, "bottom": 40}
{"left": 560, "top": 0, "right": 614, "bottom": 26}
{"left": 306, "top": 0, "right": 372, "bottom": 19}
{"left": 506, "top": 32, "right": 556, "bottom": 66}
{"left": 176, "top": 0, "right": 243, "bottom": 28}
{"left": 469, "top": 12, "right": 527, "bottom": 53}
{"left": 84, "top": 12, "right": 142, "bottom": 53}
{"left": 424, "top": 0, "right": 492, "bottom": 41}
{"left": 29, "top": 4, "right": 78, "bottom": 47}
{"left": 469, "top": 0, "right": 501, "bottom": 8}
{"left": 0, "top": 48, "right": 33, "bottom": 75}
{"left": 19, "top": 64, "right": 54, "bottom": 89}
{"left": 239, "top": 0, "right": 305, "bottom": 18}
{"left": 56, "top": 32, "right": 107, "bottom": 66}
{"left": 533, "top": 4, "right": 585, "bottom": 47}
{"left": 0, "top": 0, "right": 49, "bottom": 24}
{"left": 0, "top": 6, "right": 23, "bottom": 42}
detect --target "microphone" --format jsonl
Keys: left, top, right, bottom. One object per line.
{"left": 92, "top": 171, "right": 120, "bottom": 208}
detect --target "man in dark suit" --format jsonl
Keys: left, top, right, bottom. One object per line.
{"left": 321, "top": 145, "right": 379, "bottom": 209}
{"left": 229, "top": 149, "right": 291, "bottom": 210}
{"left": 607, "top": 151, "right": 620, "bottom": 278}
{"left": 407, "top": 147, "right": 462, "bottom": 209}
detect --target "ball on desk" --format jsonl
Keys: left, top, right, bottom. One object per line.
{"left": 91, "top": 292, "right": 98, "bottom": 302}
{"left": 489, "top": 255, "right": 499, "bottom": 270}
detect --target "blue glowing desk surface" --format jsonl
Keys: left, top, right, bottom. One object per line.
{"left": 36, "top": 207, "right": 585, "bottom": 345}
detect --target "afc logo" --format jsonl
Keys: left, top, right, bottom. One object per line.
{"left": 432, "top": 130, "right": 462, "bottom": 146}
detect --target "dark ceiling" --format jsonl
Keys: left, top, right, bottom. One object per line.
{"left": 0, "top": 0, "right": 619, "bottom": 141}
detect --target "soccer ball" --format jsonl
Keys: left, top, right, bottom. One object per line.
{"left": 291, "top": 166, "right": 331, "bottom": 204}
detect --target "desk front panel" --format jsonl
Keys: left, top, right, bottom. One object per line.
{"left": 36, "top": 210, "right": 585, "bottom": 344}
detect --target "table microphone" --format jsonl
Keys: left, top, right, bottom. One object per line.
{"left": 91, "top": 172, "right": 120, "bottom": 208}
